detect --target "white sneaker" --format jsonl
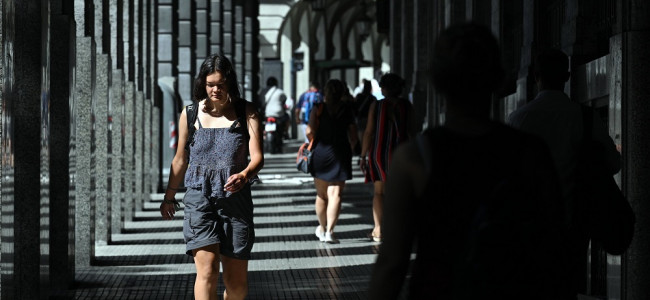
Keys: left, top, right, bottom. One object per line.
{"left": 315, "top": 226, "right": 325, "bottom": 242}
{"left": 324, "top": 231, "right": 339, "bottom": 244}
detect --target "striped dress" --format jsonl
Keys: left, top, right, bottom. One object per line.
{"left": 367, "top": 97, "right": 411, "bottom": 182}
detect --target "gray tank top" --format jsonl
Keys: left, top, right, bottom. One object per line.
{"left": 184, "top": 110, "right": 257, "bottom": 198}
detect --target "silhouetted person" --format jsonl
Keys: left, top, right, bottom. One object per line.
{"left": 360, "top": 73, "right": 415, "bottom": 242}
{"left": 508, "top": 49, "right": 621, "bottom": 298}
{"left": 354, "top": 79, "right": 377, "bottom": 143}
{"left": 369, "top": 23, "right": 570, "bottom": 299}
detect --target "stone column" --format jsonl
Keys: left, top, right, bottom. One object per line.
{"left": 144, "top": 99, "right": 153, "bottom": 196}
{"left": 94, "top": 53, "right": 111, "bottom": 245}
{"left": 411, "top": 0, "right": 433, "bottom": 131}
{"left": 178, "top": 0, "right": 193, "bottom": 104}
{"left": 152, "top": 100, "right": 161, "bottom": 193}
{"left": 134, "top": 91, "right": 144, "bottom": 212}
{"left": 0, "top": 0, "right": 48, "bottom": 298}
{"left": 517, "top": 0, "right": 536, "bottom": 106}
{"left": 234, "top": 1, "right": 245, "bottom": 87}
{"left": 389, "top": 0, "right": 402, "bottom": 75}
{"left": 123, "top": 82, "right": 135, "bottom": 222}
{"left": 49, "top": 8, "right": 75, "bottom": 296}
{"left": 617, "top": 1, "right": 650, "bottom": 298}
{"left": 210, "top": 0, "right": 223, "bottom": 55}
{"left": 110, "top": 70, "right": 124, "bottom": 235}
{"left": 400, "top": 0, "right": 413, "bottom": 92}
{"left": 245, "top": 0, "right": 260, "bottom": 102}
{"left": 223, "top": 0, "right": 234, "bottom": 58}
{"left": 93, "top": 0, "right": 111, "bottom": 247}
{"left": 74, "top": 36, "right": 97, "bottom": 267}
{"left": 157, "top": 0, "right": 176, "bottom": 78}
{"left": 195, "top": 0, "right": 209, "bottom": 70}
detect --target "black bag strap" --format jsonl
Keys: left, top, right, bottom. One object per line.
{"left": 233, "top": 99, "right": 250, "bottom": 139}
{"left": 185, "top": 102, "right": 199, "bottom": 153}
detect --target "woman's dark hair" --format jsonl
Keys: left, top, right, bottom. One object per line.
{"left": 430, "top": 23, "right": 504, "bottom": 99}
{"left": 193, "top": 53, "right": 241, "bottom": 102}
{"left": 324, "top": 79, "right": 346, "bottom": 106}
{"left": 379, "top": 73, "right": 405, "bottom": 97}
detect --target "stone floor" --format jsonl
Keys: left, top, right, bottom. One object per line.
{"left": 69, "top": 140, "right": 384, "bottom": 299}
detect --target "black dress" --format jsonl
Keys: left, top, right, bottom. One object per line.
{"left": 311, "top": 103, "right": 355, "bottom": 182}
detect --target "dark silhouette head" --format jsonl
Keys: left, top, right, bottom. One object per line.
{"left": 194, "top": 53, "right": 241, "bottom": 102}
{"left": 267, "top": 76, "right": 279, "bottom": 87}
{"left": 534, "top": 49, "right": 570, "bottom": 91}
{"left": 379, "top": 73, "right": 405, "bottom": 97}
{"left": 431, "top": 23, "right": 503, "bottom": 102}
{"left": 361, "top": 79, "right": 372, "bottom": 95}
{"left": 324, "top": 79, "right": 346, "bottom": 105}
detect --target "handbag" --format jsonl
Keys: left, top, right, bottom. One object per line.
{"left": 296, "top": 140, "right": 314, "bottom": 173}
{"left": 296, "top": 104, "right": 324, "bottom": 174}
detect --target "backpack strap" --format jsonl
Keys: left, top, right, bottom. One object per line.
{"left": 185, "top": 102, "right": 199, "bottom": 153}
{"left": 233, "top": 99, "right": 250, "bottom": 139}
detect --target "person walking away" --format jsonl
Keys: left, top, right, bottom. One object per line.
{"left": 354, "top": 79, "right": 377, "bottom": 144}
{"left": 307, "top": 79, "right": 359, "bottom": 243}
{"left": 369, "top": 23, "right": 570, "bottom": 299}
{"left": 160, "top": 54, "right": 264, "bottom": 300}
{"left": 508, "top": 49, "right": 621, "bottom": 298}
{"left": 296, "top": 82, "right": 323, "bottom": 142}
{"left": 260, "top": 76, "right": 288, "bottom": 153}
{"left": 359, "top": 73, "right": 415, "bottom": 242}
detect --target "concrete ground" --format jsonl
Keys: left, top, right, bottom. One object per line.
{"left": 70, "top": 140, "right": 384, "bottom": 299}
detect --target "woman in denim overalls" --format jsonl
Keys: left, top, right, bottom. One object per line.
{"left": 160, "top": 54, "right": 263, "bottom": 300}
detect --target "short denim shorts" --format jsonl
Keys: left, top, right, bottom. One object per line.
{"left": 182, "top": 185, "right": 255, "bottom": 260}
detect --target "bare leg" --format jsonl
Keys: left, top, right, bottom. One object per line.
{"left": 326, "top": 182, "right": 345, "bottom": 233}
{"left": 221, "top": 255, "right": 249, "bottom": 300}
{"left": 193, "top": 244, "right": 221, "bottom": 300}
{"left": 314, "top": 178, "right": 329, "bottom": 232}
{"left": 372, "top": 181, "right": 384, "bottom": 239}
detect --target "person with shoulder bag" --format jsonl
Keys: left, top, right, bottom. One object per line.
{"left": 307, "top": 79, "right": 359, "bottom": 244}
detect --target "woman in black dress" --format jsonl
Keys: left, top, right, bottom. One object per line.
{"left": 306, "top": 79, "right": 359, "bottom": 243}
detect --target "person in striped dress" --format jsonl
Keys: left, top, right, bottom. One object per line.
{"left": 360, "top": 73, "right": 415, "bottom": 242}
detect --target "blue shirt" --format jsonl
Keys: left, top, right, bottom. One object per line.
{"left": 297, "top": 90, "right": 323, "bottom": 124}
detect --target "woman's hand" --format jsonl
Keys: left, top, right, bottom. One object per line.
{"left": 160, "top": 197, "right": 180, "bottom": 220}
{"left": 224, "top": 173, "right": 248, "bottom": 193}
{"left": 359, "top": 156, "right": 367, "bottom": 174}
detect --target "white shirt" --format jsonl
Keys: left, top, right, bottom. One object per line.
{"left": 263, "top": 86, "right": 287, "bottom": 118}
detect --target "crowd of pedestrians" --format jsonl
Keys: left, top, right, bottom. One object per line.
{"left": 160, "top": 21, "right": 631, "bottom": 300}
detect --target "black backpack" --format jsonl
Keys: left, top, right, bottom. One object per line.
{"left": 184, "top": 100, "right": 249, "bottom": 153}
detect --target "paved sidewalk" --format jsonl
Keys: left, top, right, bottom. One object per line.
{"left": 71, "top": 140, "right": 381, "bottom": 299}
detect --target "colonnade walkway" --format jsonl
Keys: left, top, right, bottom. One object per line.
{"left": 71, "top": 140, "right": 381, "bottom": 299}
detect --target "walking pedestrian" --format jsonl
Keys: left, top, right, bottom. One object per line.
{"left": 369, "top": 23, "right": 570, "bottom": 299}
{"left": 308, "top": 79, "right": 359, "bottom": 244}
{"left": 359, "top": 72, "right": 415, "bottom": 242}
{"left": 160, "top": 53, "right": 263, "bottom": 300}
{"left": 354, "top": 79, "right": 377, "bottom": 143}
{"left": 508, "top": 48, "right": 622, "bottom": 298}
{"left": 259, "top": 76, "right": 289, "bottom": 153}
{"left": 296, "top": 82, "right": 323, "bottom": 142}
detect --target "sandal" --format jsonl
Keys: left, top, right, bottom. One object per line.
{"left": 367, "top": 232, "right": 382, "bottom": 242}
